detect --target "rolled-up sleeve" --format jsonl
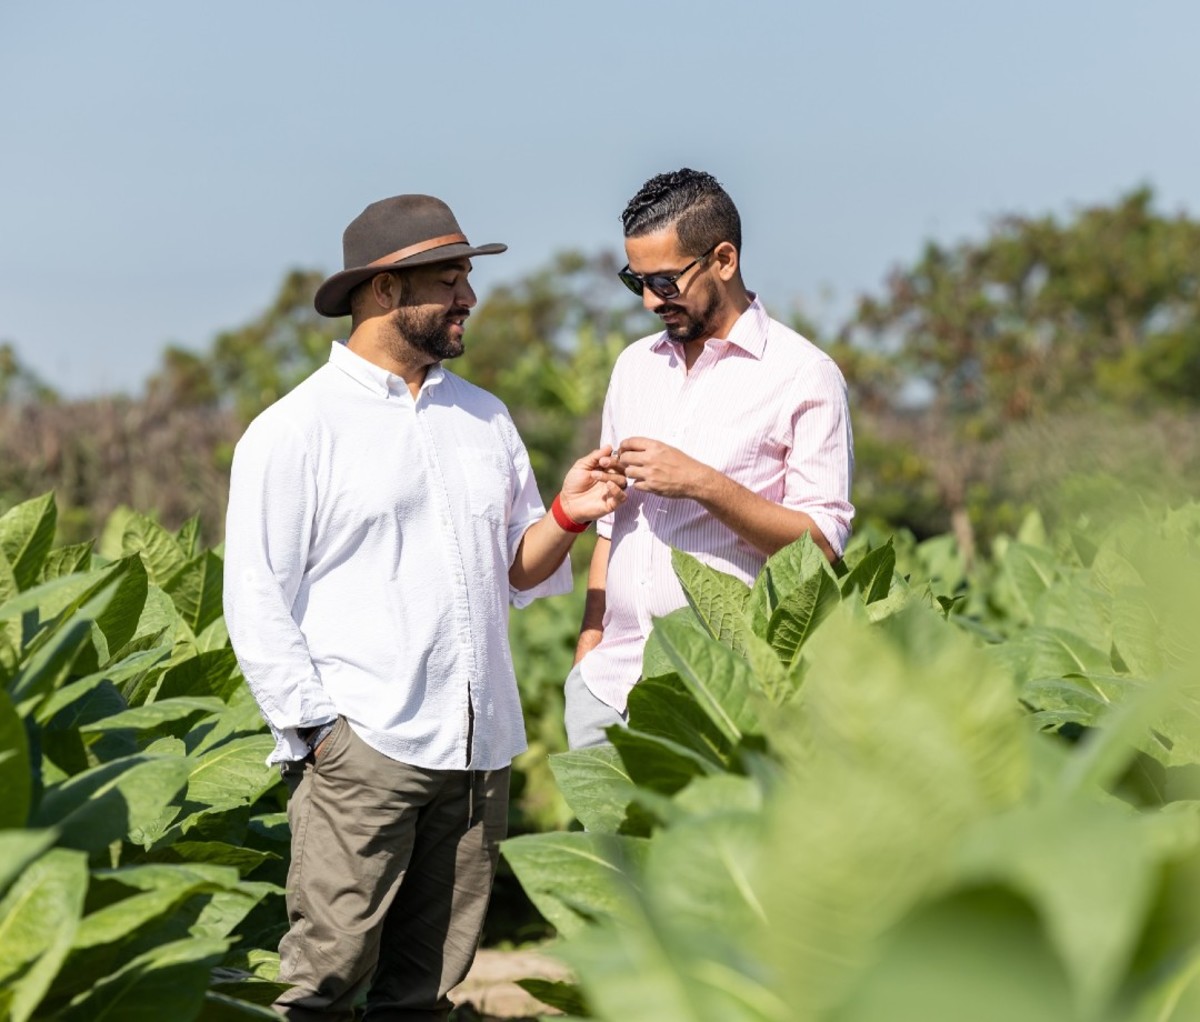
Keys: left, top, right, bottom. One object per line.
{"left": 783, "top": 357, "right": 855, "bottom": 557}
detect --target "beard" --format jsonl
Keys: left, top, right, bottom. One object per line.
{"left": 390, "top": 304, "right": 470, "bottom": 363}
{"left": 658, "top": 278, "right": 722, "bottom": 344}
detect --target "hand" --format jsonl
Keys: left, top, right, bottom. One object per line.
{"left": 614, "top": 437, "right": 712, "bottom": 499}
{"left": 559, "top": 446, "right": 628, "bottom": 523}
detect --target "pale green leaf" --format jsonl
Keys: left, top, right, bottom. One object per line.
{"left": 765, "top": 567, "right": 841, "bottom": 668}
{"left": 0, "top": 848, "right": 88, "bottom": 1022}
{"left": 839, "top": 539, "right": 896, "bottom": 605}
{"left": 671, "top": 549, "right": 754, "bottom": 652}
{"left": 549, "top": 746, "right": 642, "bottom": 834}
{"left": 163, "top": 552, "right": 225, "bottom": 635}
{"left": 121, "top": 513, "right": 188, "bottom": 586}
{"left": 501, "top": 832, "right": 648, "bottom": 938}
{"left": 32, "top": 754, "right": 194, "bottom": 852}
{"left": 0, "top": 493, "right": 57, "bottom": 591}
{"left": 37, "top": 542, "right": 95, "bottom": 583}
{"left": 78, "top": 696, "right": 225, "bottom": 733}
{"left": 0, "top": 831, "right": 58, "bottom": 900}
{"left": 649, "top": 616, "right": 763, "bottom": 743}
{"left": 56, "top": 935, "right": 229, "bottom": 1022}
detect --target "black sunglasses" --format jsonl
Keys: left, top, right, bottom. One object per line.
{"left": 618, "top": 244, "right": 718, "bottom": 300}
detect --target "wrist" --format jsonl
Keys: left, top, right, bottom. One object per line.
{"left": 551, "top": 493, "right": 589, "bottom": 533}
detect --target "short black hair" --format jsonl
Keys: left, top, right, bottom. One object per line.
{"left": 621, "top": 168, "right": 742, "bottom": 256}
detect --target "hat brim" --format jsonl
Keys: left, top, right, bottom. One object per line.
{"left": 314, "top": 241, "right": 507, "bottom": 317}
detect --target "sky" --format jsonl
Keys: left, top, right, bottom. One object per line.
{"left": 2, "top": 0, "right": 1198, "bottom": 397}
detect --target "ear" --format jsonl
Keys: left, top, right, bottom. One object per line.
{"left": 712, "top": 241, "right": 739, "bottom": 283}
{"left": 371, "top": 272, "right": 402, "bottom": 310}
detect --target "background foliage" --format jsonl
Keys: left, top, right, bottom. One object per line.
{"left": 2, "top": 186, "right": 1200, "bottom": 1016}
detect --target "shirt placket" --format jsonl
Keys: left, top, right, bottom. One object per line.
{"left": 412, "top": 391, "right": 478, "bottom": 767}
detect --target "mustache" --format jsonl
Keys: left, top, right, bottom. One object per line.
{"left": 447, "top": 307, "right": 471, "bottom": 321}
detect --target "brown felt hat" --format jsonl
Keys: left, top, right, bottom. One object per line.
{"left": 314, "top": 194, "right": 507, "bottom": 317}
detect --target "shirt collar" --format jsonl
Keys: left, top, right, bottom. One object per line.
{"left": 649, "top": 294, "right": 769, "bottom": 359}
{"left": 328, "top": 340, "right": 445, "bottom": 397}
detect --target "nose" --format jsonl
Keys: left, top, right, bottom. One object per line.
{"left": 642, "top": 288, "right": 665, "bottom": 313}
{"left": 456, "top": 278, "right": 477, "bottom": 309}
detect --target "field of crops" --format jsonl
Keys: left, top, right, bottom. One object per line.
{"left": 1, "top": 493, "right": 1198, "bottom": 1021}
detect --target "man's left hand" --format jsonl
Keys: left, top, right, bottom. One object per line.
{"left": 614, "top": 437, "right": 713, "bottom": 499}
{"left": 559, "top": 446, "right": 628, "bottom": 523}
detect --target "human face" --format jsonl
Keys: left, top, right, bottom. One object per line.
{"left": 387, "top": 259, "right": 477, "bottom": 363}
{"left": 623, "top": 230, "right": 723, "bottom": 344}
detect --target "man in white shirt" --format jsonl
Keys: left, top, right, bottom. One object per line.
{"left": 568, "top": 169, "right": 855, "bottom": 748}
{"left": 223, "top": 193, "right": 626, "bottom": 1021}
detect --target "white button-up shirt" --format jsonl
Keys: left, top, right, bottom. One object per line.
{"left": 223, "top": 341, "right": 570, "bottom": 770}
{"left": 580, "top": 297, "right": 854, "bottom": 712}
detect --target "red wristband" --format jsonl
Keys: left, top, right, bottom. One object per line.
{"left": 551, "top": 493, "right": 589, "bottom": 533}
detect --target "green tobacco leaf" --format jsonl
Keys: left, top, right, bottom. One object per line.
{"left": 161, "top": 841, "right": 280, "bottom": 874}
{"left": 155, "top": 648, "right": 240, "bottom": 703}
{"left": 0, "top": 831, "right": 58, "bottom": 899}
{"left": 550, "top": 746, "right": 641, "bottom": 834}
{"left": 0, "top": 688, "right": 30, "bottom": 828}
{"left": 747, "top": 531, "right": 833, "bottom": 636}
{"left": 32, "top": 754, "right": 194, "bottom": 853}
{"left": 55, "top": 936, "right": 229, "bottom": 1022}
{"left": 609, "top": 727, "right": 717, "bottom": 796}
{"left": 175, "top": 516, "right": 201, "bottom": 561}
{"left": 34, "top": 647, "right": 170, "bottom": 725}
{"left": 765, "top": 568, "right": 841, "bottom": 669}
{"left": 994, "top": 627, "right": 1113, "bottom": 689}
{"left": 0, "top": 551, "right": 19, "bottom": 675}
{"left": 557, "top": 888, "right": 786, "bottom": 1022}
{"left": 37, "top": 542, "right": 95, "bottom": 583}
{"left": 955, "top": 797, "right": 1188, "bottom": 1017}
{"left": 164, "top": 552, "right": 225, "bottom": 636}
{"left": 5, "top": 564, "right": 137, "bottom": 708}
{"left": 650, "top": 616, "right": 763, "bottom": 744}
{"left": 642, "top": 607, "right": 707, "bottom": 680}
{"left": 671, "top": 549, "right": 754, "bottom": 651}
{"left": 0, "top": 493, "right": 57, "bottom": 591}
{"left": 76, "top": 556, "right": 150, "bottom": 671}
{"left": 643, "top": 810, "right": 768, "bottom": 935}
{"left": 78, "top": 696, "right": 225, "bottom": 734}
{"left": 184, "top": 734, "right": 277, "bottom": 812}
{"left": 72, "top": 863, "right": 240, "bottom": 951}
{"left": 0, "top": 847, "right": 88, "bottom": 1022}
{"left": 7, "top": 617, "right": 94, "bottom": 710}
{"left": 1001, "top": 541, "right": 1060, "bottom": 623}
{"left": 516, "top": 979, "right": 588, "bottom": 1017}
{"left": 840, "top": 538, "right": 896, "bottom": 604}
{"left": 195, "top": 990, "right": 283, "bottom": 1019}
{"left": 501, "top": 832, "right": 649, "bottom": 938}
{"left": 626, "top": 672, "right": 733, "bottom": 769}
{"left": 122, "top": 513, "right": 188, "bottom": 586}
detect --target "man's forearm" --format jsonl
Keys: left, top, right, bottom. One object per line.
{"left": 693, "top": 468, "right": 836, "bottom": 561}
{"left": 574, "top": 537, "right": 610, "bottom": 664}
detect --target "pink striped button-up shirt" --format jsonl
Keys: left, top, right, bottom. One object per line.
{"left": 579, "top": 297, "right": 855, "bottom": 712}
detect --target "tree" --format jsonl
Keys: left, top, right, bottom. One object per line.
{"left": 841, "top": 187, "right": 1200, "bottom": 558}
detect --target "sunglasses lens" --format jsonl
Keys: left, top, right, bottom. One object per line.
{"left": 618, "top": 269, "right": 644, "bottom": 296}
{"left": 646, "top": 277, "right": 679, "bottom": 300}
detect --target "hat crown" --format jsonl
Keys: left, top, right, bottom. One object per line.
{"left": 342, "top": 194, "right": 465, "bottom": 269}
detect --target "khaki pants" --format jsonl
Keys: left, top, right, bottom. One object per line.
{"left": 274, "top": 716, "right": 510, "bottom": 1021}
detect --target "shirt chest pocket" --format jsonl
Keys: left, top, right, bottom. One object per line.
{"left": 456, "top": 447, "right": 512, "bottom": 526}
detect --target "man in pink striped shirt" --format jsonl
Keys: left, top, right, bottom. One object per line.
{"left": 566, "top": 168, "right": 855, "bottom": 748}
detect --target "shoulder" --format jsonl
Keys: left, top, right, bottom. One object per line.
{"left": 234, "top": 365, "right": 340, "bottom": 457}
{"left": 763, "top": 317, "right": 846, "bottom": 381}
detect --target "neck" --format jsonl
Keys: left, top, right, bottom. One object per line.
{"left": 681, "top": 286, "right": 753, "bottom": 367}
{"left": 347, "top": 321, "right": 434, "bottom": 398}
